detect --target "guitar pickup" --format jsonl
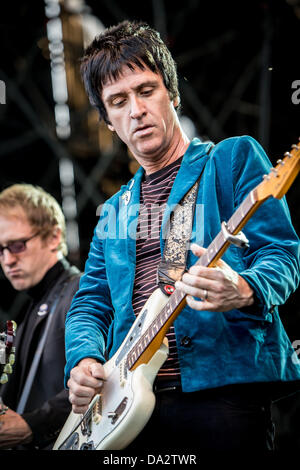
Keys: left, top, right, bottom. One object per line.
{"left": 92, "top": 395, "right": 102, "bottom": 424}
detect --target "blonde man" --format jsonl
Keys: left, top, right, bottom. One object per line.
{"left": 0, "top": 184, "right": 80, "bottom": 449}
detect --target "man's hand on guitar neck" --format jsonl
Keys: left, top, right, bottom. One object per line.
{"left": 175, "top": 244, "right": 254, "bottom": 313}
{"left": 68, "top": 358, "right": 105, "bottom": 414}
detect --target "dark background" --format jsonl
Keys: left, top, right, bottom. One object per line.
{"left": 0, "top": 0, "right": 299, "bottom": 450}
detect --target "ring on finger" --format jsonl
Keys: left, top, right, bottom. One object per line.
{"left": 203, "top": 289, "right": 208, "bottom": 300}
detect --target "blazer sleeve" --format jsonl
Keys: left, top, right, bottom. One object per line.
{"left": 64, "top": 228, "right": 114, "bottom": 385}
{"left": 229, "top": 136, "right": 300, "bottom": 319}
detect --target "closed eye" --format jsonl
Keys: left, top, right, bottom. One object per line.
{"left": 140, "top": 87, "right": 154, "bottom": 96}
{"left": 111, "top": 96, "right": 126, "bottom": 107}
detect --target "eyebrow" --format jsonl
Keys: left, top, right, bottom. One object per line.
{"left": 0, "top": 236, "right": 31, "bottom": 245}
{"left": 104, "top": 80, "right": 159, "bottom": 104}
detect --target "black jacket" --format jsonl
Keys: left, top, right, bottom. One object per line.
{"left": 0, "top": 258, "right": 81, "bottom": 449}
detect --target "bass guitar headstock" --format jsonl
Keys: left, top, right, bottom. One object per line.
{"left": 0, "top": 320, "right": 17, "bottom": 385}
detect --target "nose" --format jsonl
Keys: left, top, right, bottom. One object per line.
{"left": 130, "top": 95, "right": 146, "bottom": 120}
{"left": 1, "top": 248, "right": 18, "bottom": 266}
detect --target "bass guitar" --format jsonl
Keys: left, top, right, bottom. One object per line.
{"left": 53, "top": 141, "right": 300, "bottom": 450}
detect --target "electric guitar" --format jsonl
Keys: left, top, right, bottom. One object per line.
{"left": 53, "top": 141, "right": 300, "bottom": 451}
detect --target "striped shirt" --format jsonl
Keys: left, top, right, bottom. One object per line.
{"left": 132, "top": 157, "right": 182, "bottom": 381}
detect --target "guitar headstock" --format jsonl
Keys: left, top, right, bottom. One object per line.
{"left": 256, "top": 140, "right": 300, "bottom": 202}
{"left": 0, "top": 320, "right": 17, "bottom": 385}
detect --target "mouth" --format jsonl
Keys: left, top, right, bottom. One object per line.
{"left": 133, "top": 125, "right": 154, "bottom": 137}
{"left": 7, "top": 269, "right": 23, "bottom": 278}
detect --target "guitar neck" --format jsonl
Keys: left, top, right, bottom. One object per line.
{"left": 127, "top": 188, "right": 264, "bottom": 371}
{"left": 198, "top": 189, "right": 262, "bottom": 268}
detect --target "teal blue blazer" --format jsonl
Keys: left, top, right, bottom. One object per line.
{"left": 65, "top": 136, "right": 300, "bottom": 393}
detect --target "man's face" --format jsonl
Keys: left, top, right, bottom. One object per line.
{"left": 101, "top": 65, "right": 180, "bottom": 163}
{"left": 0, "top": 209, "right": 59, "bottom": 291}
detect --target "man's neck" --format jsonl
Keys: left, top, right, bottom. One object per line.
{"left": 136, "top": 131, "right": 190, "bottom": 175}
{"left": 26, "top": 257, "right": 65, "bottom": 300}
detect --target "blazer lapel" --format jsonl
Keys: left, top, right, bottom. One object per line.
{"left": 115, "top": 139, "right": 212, "bottom": 316}
{"left": 17, "top": 270, "right": 68, "bottom": 391}
{"left": 160, "top": 139, "right": 213, "bottom": 250}
{"left": 116, "top": 166, "right": 144, "bottom": 320}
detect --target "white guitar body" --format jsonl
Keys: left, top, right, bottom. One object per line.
{"left": 53, "top": 288, "right": 170, "bottom": 450}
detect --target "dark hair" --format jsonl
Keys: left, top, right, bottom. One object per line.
{"left": 80, "top": 20, "right": 179, "bottom": 123}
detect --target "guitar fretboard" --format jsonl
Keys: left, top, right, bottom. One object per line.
{"left": 197, "top": 190, "right": 257, "bottom": 268}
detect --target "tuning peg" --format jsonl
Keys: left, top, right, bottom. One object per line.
{"left": 276, "top": 159, "right": 284, "bottom": 165}
{"left": 291, "top": 144, "right": 299, "bottom": 150}
{"left": 270, "top": 168, "right": 279, "bottom": 177}
{"left": 263, "top": 174, "right": 271, "bottom": 180}
{"left": 284, "top": 152, "right": 292, "bottom": 158}
{"left": 0, "top": 373, "right": 8, "bottom": 384}
{"left": 3, "top": 363, "right": 12, "bottom": 374}
{"left": 8, "top": 353, "right": 15, "bottom": 365}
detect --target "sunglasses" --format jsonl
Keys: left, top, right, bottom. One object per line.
{"left": 0, "top": 232, "right": 40, "bottom": 257}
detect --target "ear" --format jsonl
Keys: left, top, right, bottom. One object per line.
{"left": 107, "top": 123, "right": 115, "bottom": 132}
{"left": 48, "top": 226, "right": 62, "bottom": 252}
{"left": 173, "top": 96, "right": 180, "bottom": 108}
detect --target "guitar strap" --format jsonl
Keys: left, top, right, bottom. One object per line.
{"left": 157, "top": 146, "right": 213, "bottom": 295}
